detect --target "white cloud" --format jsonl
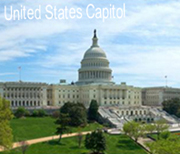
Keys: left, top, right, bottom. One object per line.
{"left": 0, "top": 72, "right": 17, "bottom": 76}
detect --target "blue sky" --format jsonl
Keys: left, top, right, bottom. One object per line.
{"left": 0, "top": 0, "right": 180, "bottom": 88}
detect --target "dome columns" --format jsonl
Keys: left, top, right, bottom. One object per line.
{"left": 79, "top": 70, "right": 111, "bottom": 80}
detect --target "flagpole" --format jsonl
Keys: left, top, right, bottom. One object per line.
{"left": 19, "top": 67, "right": 21, "bottom": 82}
{"left": 165, "top": 76, "right": 167, "bottom": 87}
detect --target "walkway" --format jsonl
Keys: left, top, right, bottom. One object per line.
{"left": 0, "top": 131, "right": 91, "bottom": 152}
{"left": 137, "top": 137, "right": 153, "bottom": 152}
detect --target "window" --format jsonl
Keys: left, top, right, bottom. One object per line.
{"left": 11, "top": 101, "right": 14, "bottom": 107}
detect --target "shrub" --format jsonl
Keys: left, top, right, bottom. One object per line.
{"left": 32, "top": 110, "right": 39, "bottom": 117}
{"left": 38, "top": 109, "right": 47, "bottom": 117}
{"left": 25, "top": 110, "right": 31, "bottom": 117}
{"left": 15, "top": 107, "right": 26, "bottom": 118}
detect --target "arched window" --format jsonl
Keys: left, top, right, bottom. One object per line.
{"left": 126, "top": 111, "right": 129, "bottom": 115}
{"left": 131, "top": 111, "right": 133, "bottom": 116}
{"left": 140, "top": 111, "right": 142, "bottom": 115}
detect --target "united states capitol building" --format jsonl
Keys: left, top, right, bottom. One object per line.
{"left": 0, "top": 30, "right": 180, "bottom": 125}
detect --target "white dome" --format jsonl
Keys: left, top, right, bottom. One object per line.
{"left": 83, "top": 47, "right": 107, "bottom": 59}
{"left": 76, "top": 30, "right": 113, "bottom": 85}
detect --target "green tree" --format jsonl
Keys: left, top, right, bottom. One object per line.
{"left": 154, "top": 120, "right": 169, "bottom": 140}
{"left": 69, "top": 106, "right": 87, "bottom": 126}
{"left": 60, "top": 102, "right": 74, "bottom": 114}
{"left": 15, "top": 107, "right": 26, "bottom": 118}
{"left": 88, "top": 100, "right": 99, "bottom": 121}
{"left": 123, "top": 121, "right": 132, "bottom": 135}
{"left": 0, "top": 97, "right": 13, "bottom": 150}
{"left": 123, "top": 121, "right": 145, "bottom": 142}
{"left": 55, "top": 113, "right": 70, "bottom": 143}
{"left": 144, "top": 124, "right": 156, "bottom": 134}
{"left": 60, "top": 102, "right": 87, "bottom": 127}
{"left": 85, "top": 129, "right": 106, "bottom": 154}
{"left": 147, "top": 134, "right": 180, "bottom": 154}
{"left": 162, "top": 98, "right": 180, "bottom": 117}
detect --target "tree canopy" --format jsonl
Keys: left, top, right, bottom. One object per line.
{"left": 123, "top": 121, "right": 145, "bottom": 142}
{"left": 147, "top": 134, "right": 180, "bottom": 154}
{"left": 60, "top": 102, "right": 87, "bottom": 127}
{"left": 162, "top": 98, "right": 180, "bottom": 117}
{"left": 85, "top": 129, "right": 106, "bottom": 154}
{"left": 88, "top": 100, "right": 99, "bottom": 121}
{"left": 154, "top": 119, "right": 169, "bottom": 140}
{"left": 0, "top": 97, "right": 13, "bottom": 150}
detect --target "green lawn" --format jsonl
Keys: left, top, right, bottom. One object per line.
{"left": 148, "top": 134, "right": 158, "bottom": 140}
{"left": 149, "top": 131, "right": 180, "bottom": 140}
{"left": 1, "top": 134, "right": 147, "bottom": 154}
{"left": 11, "top": 117, "right": 103, "bottom": 142}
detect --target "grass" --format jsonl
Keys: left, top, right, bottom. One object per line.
{"left": 148, "top": 134, "right": 158, "bottom": 140}
{"left": 148, "top": 131, "right": 180, "bottom": 140}
{"left": 10, "top": 117, "right": 103, "bottom": 142}
{"left": 1, "top": 134, "right": 147, "bottom": 154}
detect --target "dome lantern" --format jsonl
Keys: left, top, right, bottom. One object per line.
{"left": 92, "top": 29, "right": 99, "bottom": 47}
